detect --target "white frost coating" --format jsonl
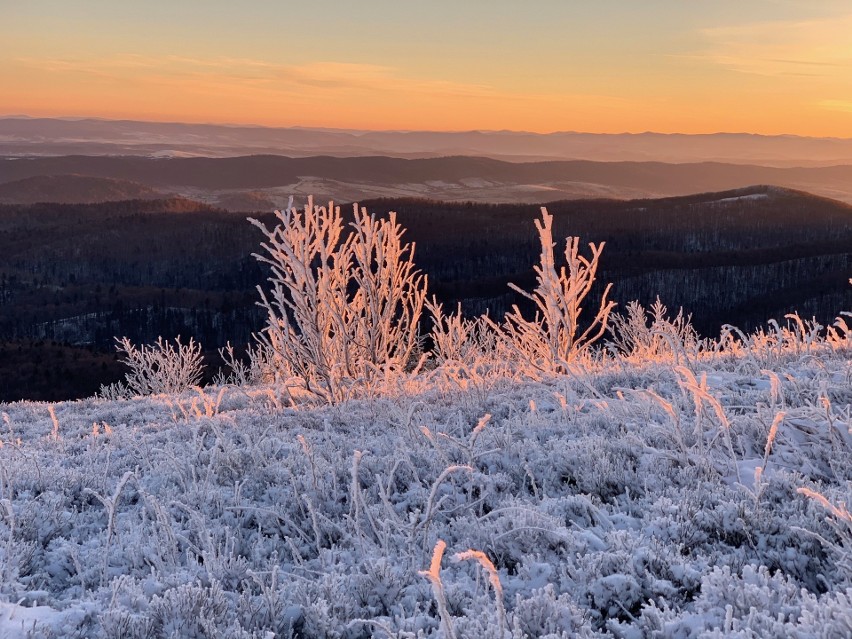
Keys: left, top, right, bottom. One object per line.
{"left": 0, "top": 339, "right": 850, "bottom": 636}
{"left": 0, "top": 602, "right": 64, "bottom": 639}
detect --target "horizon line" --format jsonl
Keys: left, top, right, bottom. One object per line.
{"left": 2, "top": 113, "right": 852, "bottom": 142}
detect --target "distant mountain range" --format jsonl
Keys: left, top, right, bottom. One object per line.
{"left": 3, "top": 155, "right": 852, "bottom": 207}
{"left": 3, "top": 116, "right": 852, "bottom": 166}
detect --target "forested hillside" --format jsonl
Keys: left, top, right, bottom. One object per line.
{"left": 1, "top": 185, "right": 850, "bottom": 400}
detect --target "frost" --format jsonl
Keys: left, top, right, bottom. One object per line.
{"left": 1, "top": 337, "right": 850, "bottom": 636}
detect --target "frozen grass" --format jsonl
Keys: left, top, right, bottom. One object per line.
{"left": 0, "top": 341, "right": 850, "bottom": 637}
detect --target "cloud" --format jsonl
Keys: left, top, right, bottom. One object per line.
{"left": 13, "top": 54, "right": 497, "bottom": 99}
{"left": 696, "top": 14, "right": 852, "bottom": 78}
{"left": 15, "top": 53, "right": 165, "bottom": 75}
{"left": 4, "top": 53, "right": 650, "bottom": 131}
{"left": 819, "top": 99, "right": 852, "bottom": 113}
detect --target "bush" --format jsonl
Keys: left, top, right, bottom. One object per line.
{"left": 495, "top": 207, "right": 615, "bottom": 375}
{"left": 113, "top": 336, "right": 204, "bottom": 396}
{"left": 608, "top": 296, "right": 701, "bottom": 365}
{"left": 250, "top": 197, "right": 427, "bottom": 403}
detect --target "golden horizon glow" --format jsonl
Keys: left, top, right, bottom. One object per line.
{"left": 2, "top": 1, "right": 852, "bottom": 137}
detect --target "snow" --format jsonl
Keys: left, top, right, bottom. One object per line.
{"left": 0, "top": 601, "right": 65, "bottom": 639}
{"left": 0, "top": 345, "right": 850, "bottom": 637}
{"left": 712, "top": 193, "right": 770, "bottom": 204}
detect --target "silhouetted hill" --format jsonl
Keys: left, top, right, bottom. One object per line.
{"left": 0, "top": 174, "right": 164, "bottom": 204}
{"left": 0, "top": 186, "right": 849, "bottom": 400}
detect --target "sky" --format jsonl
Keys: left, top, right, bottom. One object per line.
{"left": 2, "top": 0, "right": 852, "bottom": 136}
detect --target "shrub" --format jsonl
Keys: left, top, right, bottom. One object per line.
{"left": 114, "top": 336, "right": 204, "bottom": 396}
{"left": 495, "top": 207, "right": 615, "bottom": 375}
{"left": 427, "top": 298, "right": 496, "bottom": 367}
{"left": 214, "top": 341, "right": 281, "bottom": 386}
{"left": 250, "top": 197, "right": 427, "bottom": 403}
{"left": 608, "top": 296, "right": 701, "bottom": 365}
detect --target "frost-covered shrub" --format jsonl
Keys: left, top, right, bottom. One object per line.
{"left": 716, "top": 313, "right": 830, "bottom": 370}
{"left": 494, "top": 208, "right": 615, "bottom": 376}
{"left": 99, "top": 609, "right": 155, "bottom": 639}
{"left": 427, "top": 299, "right": 498, "bottom": 368}
{"left": 632, "top": 566, "right": 852, "bottom": 637}
{"left": 213, "top": 341, "right": 281, "bottom": 387}
{"left": 97, "top": 381, "right": 133, "bottom": 401}
{"left": 149, "top": 581, "right": 230, "bottom": 638}
{"left": 509, "top": 585, "right": 588, "bottom": 638}
{"left": 425, "top": 299, "right": 512, "bottom": 406}
{"left": 251, "top": 196, "right": 427, "bottom": 404}
{"left": 114, "top": 336, "right": 204, "bottom": 396}
{"left": 608, "top": 297, "right": 702, "bottom": 365}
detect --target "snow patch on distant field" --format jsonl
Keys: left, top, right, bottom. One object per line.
{"left": 714, "top": 193, "right": 770, "bottom": 203}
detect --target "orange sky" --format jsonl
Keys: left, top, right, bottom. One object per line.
{"left": 2, "top": 1, "right": 852, "bottom": 136}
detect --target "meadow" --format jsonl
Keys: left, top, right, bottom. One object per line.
{"left": 1, "top": 200, "right": 850, "bottom": 638}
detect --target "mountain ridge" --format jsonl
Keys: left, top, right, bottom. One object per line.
{"left": 3, "top": 154, "right": 852, "bottom": 206}
{"left": 4, "top": 116, "right": 852, "bottom": 166}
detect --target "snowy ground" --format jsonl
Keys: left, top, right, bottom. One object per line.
{"left": 0, "top": 349, "right": 850, "bottom": 637}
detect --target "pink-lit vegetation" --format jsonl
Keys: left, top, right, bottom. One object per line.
{"left": 608, "top": 297, "right": 702, "bottom": 366}
{"left": 498, "top": 209, "right": 614, "bottom": 376}
{"left": 248, "top": 196, "right": 427, "bottom": 405}
{"left": 225, "top": 199, "right": 850, "bottom": 405}
{"left": 106, "top": 200, "right": 851, "bottom": 407}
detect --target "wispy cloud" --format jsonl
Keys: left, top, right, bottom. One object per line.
{"left": 13, "top": 54, "right": 497, "bottom": 98}
{"left": 695, "top": 14, "right": 852, "bottom": 77}
{"left": 2, "top": 53, "right": 690, "bottom": 132}
{"left": 819, "top": 99, "right": 852, "bottom": 113}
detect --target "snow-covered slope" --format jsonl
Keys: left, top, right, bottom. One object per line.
{"left": 0, "top": 350, "right": 850, "bottom": 637}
